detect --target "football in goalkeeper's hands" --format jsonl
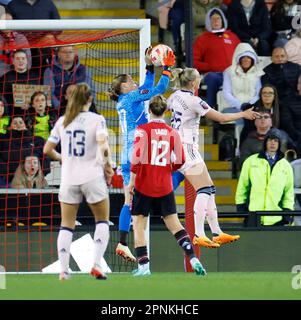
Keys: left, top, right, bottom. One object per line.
{"left": 150, "top": 44, "right": 174, "bottom": 67}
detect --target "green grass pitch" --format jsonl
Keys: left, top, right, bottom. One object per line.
{"left": 0, "top": 272, "right": 300, "bottom": 300}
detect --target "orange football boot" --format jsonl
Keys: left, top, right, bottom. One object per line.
{"left": 212, "top": 233, "right": 240, "bottom": 245}
{"left": 192, "top": 236, "right": 220, "bottom": 249}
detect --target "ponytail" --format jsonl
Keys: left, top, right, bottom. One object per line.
{"left": 63, "top": 83, "right": 91, "bottom": 128}
{"left": 170, "top": 68, "right": 200, "bottom": 90}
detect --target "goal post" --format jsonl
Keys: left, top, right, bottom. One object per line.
{"left": 0, "top": 19, "right": 151, "bottom": 272}
{"left": 0, "top": 19, "right": 151, "bottom": 85}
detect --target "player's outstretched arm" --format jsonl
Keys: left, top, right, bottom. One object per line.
{"left": 205, "top": 107, "right": 260, "bottom": 124}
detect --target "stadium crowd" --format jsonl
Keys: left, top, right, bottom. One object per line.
{"left": 0, "top": 0, "right": 300, "bottom": 231}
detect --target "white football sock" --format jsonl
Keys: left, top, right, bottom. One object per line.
{"left": 94, "top": 221, "right": 110, "bottom": 268}
{"left": 57, "top": 228, "right": 73, "bottom": 274}
{"left": 194, "top": 192, "right": 210, "bottom": 237}
{"left": 206, "top": 194, "right": 223, "bottom": 235}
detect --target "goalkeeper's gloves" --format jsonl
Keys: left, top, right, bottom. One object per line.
{"left": 162, "top": 50, "right": 175, "bottom": 67}
{"left": 162, "top": 50, "right": 175, "bottom": 76}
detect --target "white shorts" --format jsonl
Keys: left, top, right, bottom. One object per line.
{"left": 179, "top": 143, "right": 206, "bottom": 174}
{"left": 59, "top": 177, "right": 108, "bottom": 204}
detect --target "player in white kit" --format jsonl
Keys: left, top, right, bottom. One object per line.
{"left": 43, "top": 83, "right": 114, "bottom": 280}
{"left": 168, "top": 68, "right": 260, "bottom": 248}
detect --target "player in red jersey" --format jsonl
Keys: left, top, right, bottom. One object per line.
{"left": 128, "top": 95, "right": 206, "bottom": 276}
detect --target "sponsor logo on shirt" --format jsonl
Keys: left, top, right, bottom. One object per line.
{"left": 224, "top": 38, "right": 233, "bottom": 44}
{"left": 199, "top": 100, "right": 209, "bottom": 109}
{"left": 140, "top": 89, "right": 149, "bottom": 95}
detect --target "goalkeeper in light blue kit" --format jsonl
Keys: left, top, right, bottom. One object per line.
{"left": 108, "top": 47, "right": 175, "bottom": 261}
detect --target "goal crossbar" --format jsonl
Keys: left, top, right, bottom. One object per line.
{"left": 0, "top": 19, "right": 151, "bottom": 85}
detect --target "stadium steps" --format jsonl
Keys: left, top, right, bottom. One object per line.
{"left": 175, "top": 179, "right": 237, "bottom": 205}
{"left": 175, "top": 179, "right": 238, "bottom": 214}
{"left": 54, "top": 0, "right": 141, "bottom": 10}
{"left": 59, "top": 9, "right": 146, "bottom": 19}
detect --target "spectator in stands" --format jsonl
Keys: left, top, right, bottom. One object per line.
{"left": 0, "top": 12, "right": 31, "bottom": 77}
{"left": 262, "top": 47, "right": 301, "bottom": 102}
{"left": 0, "top": 49, "right": 40, "bottom": 116}
{"left": 285, "top": 29, "right": 301, "bottom": 66}
{"left": 7, "top": 0, "right": 60, "bottom": 74}
{"left": 236, "top": 128, "right": 294, "bottom": 226}
{"left": 157, "top": 0, "right": 185, "bottom": 63}
{"left": 43, "top": 46, "right": 94, "bottom": 109}
{"left": 11, "top": 152, "right": 48, "bottom": 188}
{"left": 193, "top": 7, "right": 240, "bottom": 107}
{"left": 280, "top": 75, "right": 301, "bottom": 156}
{"left": 25, "top": 91, "right": 57, "bottom": 141}
{"left": 0, "top": 96, "right": 9, "bottom": 134}
{"left": 0, "top": 116, "right": 47, "bottom": 184}
{"left": 168, "top": 0, "right": 185, "bottom": 63}
{"left": 193, "top": 0, "right": 222, "bottom": 40}
{"left": 240, "top": 84, "right": 280, "bottom": 145}
{"left": 158, "top": 0, "right": 176, "bottom": 30}
{"left": 59, "top": 83, "right": 97, "bottom": 117}
{"left": 270, "top": 0, "right": 299, "bottom": 48}
{"left": 222, "top": 42, "right": 264, "bottom": 112}
{"left": 7, "top": 0, "right": 60, "bottom": 20}
{"left": 227, "top": 0, "right": 272, "bottom": 56}
{"left": 239, "top": 109, "right": 292, "bottom": 165}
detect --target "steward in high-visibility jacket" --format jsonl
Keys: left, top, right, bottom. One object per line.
{"left": 236, "top": 128, "right": 294, "bottom": 225}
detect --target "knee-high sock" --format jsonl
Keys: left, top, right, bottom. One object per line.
{"left": 206, "top": 186, "right": 222, "bottom": 235}
{"left": 57, "top": 227, "right": 74, "bottom": 274}
{"left": 94, "top": 221, "right": 110, "bottom": 268}
{"left": 135, "top": 246, "right": 149, "bottom": 267}
{"left": 174, "top": 229, "right": 195, "bottom": 259}
{"left": 194, "top": 187, "right": 211, "bottom": 237}
{"left": 119, "top": 204, "right": 131, "bottom": 232}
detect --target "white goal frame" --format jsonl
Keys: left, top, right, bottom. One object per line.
{"left": 0, "top": 19, "right": 151, "bottom": 85}
{"left": 0, "top": 19, "right": 151, "bottom": 273}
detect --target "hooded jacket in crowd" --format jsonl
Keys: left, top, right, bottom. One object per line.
{"left": 223, "top": 42, "right": 264, "bottom": 110}
{"left": 193, "top": 7, "right": 240, "bottom": 73}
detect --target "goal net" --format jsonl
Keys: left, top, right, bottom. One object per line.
{"left": 0, "top": 19, "right": 150, "bottom": 272}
